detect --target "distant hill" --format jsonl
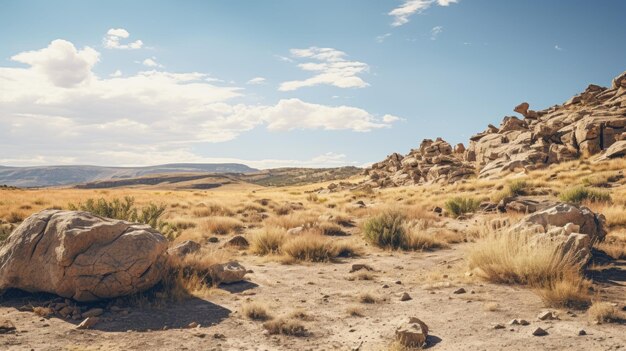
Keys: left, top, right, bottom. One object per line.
{"left": 0, "top": 163, "right": 259, "bottom": 188}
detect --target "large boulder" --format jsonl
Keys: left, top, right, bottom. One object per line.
{"left": 512, "top": 203, "right": 606, "bottom": 243}
{"left": 0, "top": 210, "right": 169, "bottom": 301}
{"left": 395, "top": 317, "right": 429, "bottom": 348}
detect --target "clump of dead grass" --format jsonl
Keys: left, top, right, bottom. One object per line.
{"left": 346, "top": 306, "right": 365, "bottom": 317}
{"left": 241, "top": 301, "right": 272, "bottom": 321}
{"left": 199, "top": 216, "right": 243, "bottom": 235}
{"left": 250, "top": 226, "right": 287, "bottom": 255}
{"left": 359, "top": 292, "right": 380, "bottom": 304}
{"left": 468, "top": 232, "right": 591, "bottom": 308}
{"left": 262, "top": 317, "right": 308, "bottom": 337}
{"left": 587, "top": 302, "right": 624, "bottom": 324}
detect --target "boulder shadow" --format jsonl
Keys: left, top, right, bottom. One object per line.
{"left": 425, "top": 335, "right": 443, "bottom": 348}
{"left": 218, "top": 280, "right": 258, "bottom": 294}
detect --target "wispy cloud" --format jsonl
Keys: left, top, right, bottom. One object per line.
{"left": 103, "top": 28, "right": 143, "bottom": 50}
{"left": 554, "top": 45, "right": 563, "bottom": 51}
{"left": 389, "top": 0, "right": 458, "bottom": 27}
{"left": 141, "top": 57, "right": 163, "bottom": 68}
{"left": 430, "top": 26, "right": 443, "bottom": 40}
{"left": 246, "top": 77, "right": 266, "bottom": 85}
{"left": 375, "top": 33, "right": 392, "bottom": 43}
{"left": 279, "top": 47, "right": 369, "bottom": 91}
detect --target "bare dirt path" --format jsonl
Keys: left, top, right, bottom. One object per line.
{"left": 2, "top": 242, "right": 625, "bottom": 351}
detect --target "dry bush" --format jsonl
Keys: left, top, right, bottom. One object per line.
{"left": 346, "top": 306, "right": 365, "bottom": 317}
{"left": 588, "top": 302, "right": 624, "bottom": 324}
{"left": 250, "top": 226, "right": 287, "bottom": 255}
{"left": 263, "top": 317, "right": 308, "bottom": 337}
{"left": 593, "top": 205, "right": 626, "bottom": 228}
{"left": 241, "top": 302, "right": 272, "bottom": 321}
{"left": 362, "top": 210, "right": 406, "bottom": 249}
{"left": 559, "top": 186, "right": 611, "bottom": 204}
{"left": 282, "top": 233, "right": 342, "bottom": 262}
{"left": 274, "top": 204, "right": 292, "bottom": 216}
{"left": 318, "top": 221, "right": 347, "bottom": 236}
{"left": 359, "top": 292, "right": 379, "bottom": 304}
{"left": 468, "top": 232, "right": 591, "bottom": 308}
{"left": 199, "top": 216, "right": 243, "bottom": 235}
{"left": 363, "top": 212, "right": 455, "bottom": 251}
{"left": 288, "top": 309, "right": 314, "bottom": 321}
{"left": 192, "top": 203, "right": 234, "bottom": 217}
{"left": 32, "top": 306, "right": 53, "bottom": 317}
{"left": 444, "top": 197, "right": 481, "bottom": 217}
{"left": 264, "top": 212, "right": 318, "bottom": 229}
{"left": 6, "top": 211, "right": 25, "bottom": 223}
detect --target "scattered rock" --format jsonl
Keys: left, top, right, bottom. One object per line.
{"left": 537, "top": 311, "right": 558, "bottom": 321}
{"left": 350, "top": 264, "right": 374, "bottom": 273}
{"left": 493, "top": 324, "right": 505, "bottom": 330}
{"left": 395, "top": 317, "right": 429, "bottom": 348}
{"left": 207, "top": 237, "right": 219, "bottom": 243}
{"left": 532, "top": 327, "right": 548, "bottom": 336}
{"left": 224, "top": 235, "right": 249, "bottom": 248}
{"left": 0, "top": 210, "right": 168, "bottom": 301}
{"left": 209, "top": 261, "right": 247, "bottom": 284}
{"left": 453, "top": 288, "right": 466, "bottom": 294}
{"left": 82, "top": 308, "right": 104, "bottom": 318}
{"left": 0, "top": 319, "right": 16, "bottom": 334}
{"left": 187, "top": 322, "right": 199, "bottom": 328}
{"left": 76, "top": 317, "right": 99, "bottom": 330}
{"left": 167, "top": 240, "right": 201, "bottom": 257}
{"left": 400, "top": 292, "right": 412, "bottom": 301}
{"left": 578, "top": 329, "right": 587, "bottom": 336}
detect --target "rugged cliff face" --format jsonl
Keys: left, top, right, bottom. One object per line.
{"left": 364, "top": 71, "right": 626, "bottom": 188}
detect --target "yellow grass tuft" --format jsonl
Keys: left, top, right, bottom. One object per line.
{"left": 250, "top": 226, "right": 287, "bottom": 255}
{"left": 241, "top": 301, "right": 272, "bottom": 321}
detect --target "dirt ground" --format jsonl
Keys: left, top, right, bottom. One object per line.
{"left": 2, "top": 240, "right": 625, "bottom": 351}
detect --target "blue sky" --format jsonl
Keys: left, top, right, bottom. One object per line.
{"left": 1, "top": 0, "right": 625, "bottom": 168}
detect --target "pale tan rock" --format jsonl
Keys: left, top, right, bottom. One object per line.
{"left": 209, "top": 261, "right": 246, "bottom": 284}
{"left": 0, "top": 210, "right": 168, "bottom": 301}
{"left": 395, "top": 317, "right": 429, "bottom": 347}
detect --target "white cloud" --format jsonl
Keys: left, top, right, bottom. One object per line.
{"left": 430, "top": 26, "right": 443, "bottom": 40}
{"left": 555, "top": 45, "right": 563, "bottom": 51}
{"left": 110, "top": 69, "right": 123, "bottom": 77}
{"left": 0, "top": 39, "right": 400, "bottom": 167}
{"left": 141, "top": 57, "right": 163, "bottom": 68}
{"left": 375, "top": 33, "right": 392, "bottom": 43}
{"left": 103, "top": 28, "right": 143, "bottom": 50}
{"left": 389, "top": 0, "right": 458, "bottom": 27}
{"left": 11, "top": 39, "right": 99, "bottom": 88}
{"left": 246, "top": 77, "right": 266, "bottom": 85}
{"left": 279, "top": 47, "right": 369, "bottom": 91}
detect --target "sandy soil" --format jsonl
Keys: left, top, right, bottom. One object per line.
{"left": 2, "top": 240, "right": 625, "bottom": 351}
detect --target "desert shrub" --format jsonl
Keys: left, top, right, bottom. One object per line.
{"left": 200, "top": 216, "right": 243, "bottom": 235}
{"left": 468, "top": 232, "right": 590, "bottom": 308}
{"left": 507, "top": 179, "right": 529, "bottom": 196}
{"left": 444, "top": 197, "right": 481, "bottom": 217}
{"left": 192, "top": 203, "right": 234, "bottom": 217}
{"left": 68, "top": 196, "right": 178, "bottom": 240}
{"left": 358, "top": 292, "right": 379, "bottom": 304}
{"left": 362, "top": 211, "right": 406, "bottom": 249}
{"left": 558, "top": 186, "right": 611, "bottom": 204}
{"left": 263, "top": 318, "right": 308, "bottom": 337}
{"left": 346, "top": 306, "right": 365, "bottom": 317}
{"left": 6, "top": 211, "right": 25, "bottom": 223}
{"left": 282, "top": 234, "right": 338, "bottom": 262}
{"left": 318, "top": 222, "right": 347, "bottom": 236}
{"left": 588, "top": 302, "right": 624, "bottom": 324}
{"left": 241, "top": 302, "right": 272, "bottom": 321}
{"left": 250, "top": 226, "right": 287, "bottom": 255}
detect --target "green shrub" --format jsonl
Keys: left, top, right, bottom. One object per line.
{"left": 559, "top": 186, "right": 611, "bottom": 204}
{"left": 362, "top": 211, "right": 406, "bottom": 249}
{"left": 508, "top": 179, "right": 529, "bottom": 196}
{"left": 68, "top": 196, "right": 178, "bottom": 240}
{"left": 444, "top": 197, "right": 481, "bottom": 217}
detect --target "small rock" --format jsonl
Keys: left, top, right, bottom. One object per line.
{"left": 453, "top": 288, "right": 466, "bottom": 294}
{"left": 537, "top": 311, "right": 557, "bottom": 321}
{"left": 76, "top": 317, "right": 99, "bottom": 330}
{"left": 400, "top": 293, "right": 412, "bottom": 301}
{"left": 0, "top": 320, "right": 16, "bottom": 334}
{"left": 213, "top": 333, "right": 226, "bottom": 339}
{"left": 382, "top": 284, "right": 389, "bottom": 289}
{"left": 532, "top": 327, "right": 548, "bottom": 336}
{"left": 350, "top": 264, "right": 374, "bottom": 273}
{"left": 207, "top": 237, "right": 219, "bottom": 243}
{"left": 225, "top": 235, "right": 249, "bottom": 248}
{"left": 395, "top": 281, "right": 402, "bottom": 285}
{"left": 508, "top": 319, "right": 519, "bottom": 325}
{"left": 82, "top": 308, "right": 104, "bottom": 318}
{"left": 578, "top": 329, "right": 587, "bottom": 336}
{"left": 493, "top": 324, "right": 505, "bottom": 330}
{"left": 188, "top": 322, "right": 199, "bottom": 328}
{"left": 395, "top": 317, "right": 428, "bottom": 348}
{"left": 519, "top": 319, "right": 530, "bottom": 326}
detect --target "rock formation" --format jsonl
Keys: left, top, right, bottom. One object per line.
{"left": 364, "top": 71, "right": 626, "bottom": 187}
{"left": 0, "top": 210, "right": 168, "bottom": 301}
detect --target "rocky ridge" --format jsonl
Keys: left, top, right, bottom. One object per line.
{"left": 364, "top": 71, "right": 626, "bottom": 187}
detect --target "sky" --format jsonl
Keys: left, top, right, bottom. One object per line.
{"left": 1, "top": 0, "right": 625, "bottom": 169}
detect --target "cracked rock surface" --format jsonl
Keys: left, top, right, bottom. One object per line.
{"left": 0, "top": 210, "right": 168, "bottom": 301}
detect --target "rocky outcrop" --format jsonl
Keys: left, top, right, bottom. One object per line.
{"left": 0, "top": 210, "right": 168, "bottom": 301}
{"left": 364, "top": 71, "right": 626, "bottom": 187}
{"left": 510, "top": 203, "right": 606, "bottom": 262}
{"left": 364, "top": 138, "right": 475, "bottom": 187}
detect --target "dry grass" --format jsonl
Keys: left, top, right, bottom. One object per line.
{"left": 241, "top": 302, "right": 272, "bottom": 321}
{"left": 282, "top": 233, "right": 361, "bottom": 262}
{"left": 359, "top": 292, "right": 380, "bottom": 304}
{"left": 262, "top": 317, "right": 308, "bottom": 336}
{"left": 250, "top": 226, "right": 287, "bottom": 255}
{"left": 199, "top": 216, "right": 243, "bottom": 235}
{"left": 587, "top": 302, "right": 624, "bottom": 324}
{"left": 468, "top": 232, "right": 591, "bottom": 308}
{"left": 346, "top": 306, "right": 365, "bottom": 317}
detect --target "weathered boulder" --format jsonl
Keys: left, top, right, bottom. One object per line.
{"left": 209, "top": 261, "right": 246, "bottom": 284}
{"left": 168, "top": 240, "right": 201, "bottom": 257}
{"left": 512, "top": 203, "right": 606, "bottom": 243}
{"left": 0, "top": 210, "right": 168, "bottom": 301}
{"left": 395, "top": 317, "right": 429, "bottom": 348}
{"left": 596, "top": 140, "right": 626, "bottom": 161}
